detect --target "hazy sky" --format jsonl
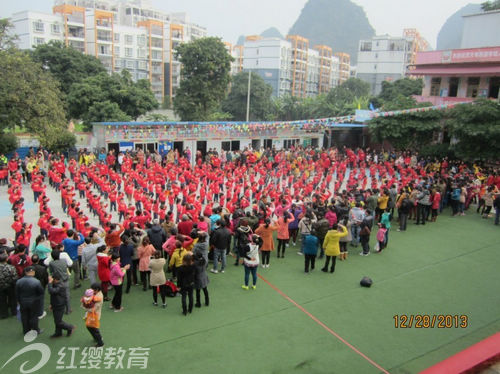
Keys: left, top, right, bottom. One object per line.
{"left": 1, "top": 0, "right": 481, "bottom": 49}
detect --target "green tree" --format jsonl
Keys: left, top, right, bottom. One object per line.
{"left": 31, "top": 41, "right": 106, "bottom": 96}
{"left": 481, "top": 0, "right": 500, "bottom": 11}
{"left": 86, "top": 101, "right": 131, "bottom": 123}
{"left": 0, "top": 19, "right": 18, "bottom": 51}
{"left": 0, "top": 49, "right": 68, "bottom": 145}
{"left": 0, "top": 132, "right": 18, "bottom": 154}
{"left": 447, "top": 99, "right": 500, "bottom": 161}
{"left": 67, "top": 70, "right": 157, "bottom": 127}
{"left": 368, "top": 109, "right": 444, "bottom": 150}
{"left": 378, "top": 78, "right": 424, "bottom": 110}
{"left": 222, "top": 72, "right": 273, "bottom": 121}
{"left": 144, "top": 113, "right": 169, "bottom": 122}
{"left": 41, "top": 129, "right": 76, "bottom": 153}
{"left": 326, "top": 78, "right": 371, "bottom": 116}
{"left": 173, "top": 37, "right": 233, "bottom": 121}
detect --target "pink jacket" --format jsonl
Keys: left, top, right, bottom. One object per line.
{"left": 325, "top": 211, "right": 337, "bottom": 228}
{"left": 110, "top": 262, "right": 125, "bottom": 286}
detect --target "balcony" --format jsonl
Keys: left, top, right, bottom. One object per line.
{"left": 413, "top": 95, "right": 474, "bottom": 106}
{"left": 66, "top": 14, "right": 84, "bottom": 25}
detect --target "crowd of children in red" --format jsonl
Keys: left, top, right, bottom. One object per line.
{"left": 1, "top": 146, "right": 499, "bottom": 342}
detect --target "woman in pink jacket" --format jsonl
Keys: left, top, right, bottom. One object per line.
{"left": 138, "top": 237, "right": 156, "bottom": 291}
{"left": 276, "top": 211, "right": 291, "bottom": 258}
{"left": 109, "top": 253, "right": 130, "bottom": 312}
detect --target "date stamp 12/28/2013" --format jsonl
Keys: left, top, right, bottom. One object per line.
{"left": 394, "top": 315, "right": 468, "bottom": 328}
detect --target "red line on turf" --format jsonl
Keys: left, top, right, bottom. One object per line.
{"left": 258, "top": 273, "right": 390, "bottom": 374}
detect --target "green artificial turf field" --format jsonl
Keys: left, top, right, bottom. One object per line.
{"left": 1, "top": 211, "right": 499, "bottom": 374}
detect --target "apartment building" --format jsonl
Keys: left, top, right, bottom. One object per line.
{"left": 10, "top": 0, "right": 207, "bottom": 102}
{"left": 335, "top": 52, "right": 351, "bottom": 85}
{"left": 242, "top": 35, "right": 342, "bottom": 98}
{"left": 356, "top": 29, "right": 429, "bottom": 95}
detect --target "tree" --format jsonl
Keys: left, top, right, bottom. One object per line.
{"left": 67, "top": 70, "right": 157, "bottom": 127}
{"left": 0, "top": 50, "right": 68, "bottom": 144}
{"left": 222, "top": 72, "right": 273, "bottom": 121}
{"left": 31, "top": 41, "right": 106, "bottom": 96}
{"left": 481, "top": 0, "right": 500, "bottom": 11}
{"left": 378, "top": 78, "right": 424, "bottom": 109}
{"left": 368, "top": 109, "right": 444, "bottom": 150}
{"left": 144, "top": 113, "right": 169, "bottom": 122}
{"left": 41, "top": 129, "right": 76, "bottom": 153}
{"left": 447, "top": 99, "right": 500, "bottom": 161}
{"left": 326, "top": 78, "right": 371, "bottom": 116}
{"left": 0, "top": 132, "right": 18, "bottom": 154}
{"left": 86, "top": 101, "right": 131, "bottom": 123}
{"left": 173, "top": 37, "right": 233, "bottom": 121}
{"left": 0, "top": 19, "right": 18, "bottom": 51}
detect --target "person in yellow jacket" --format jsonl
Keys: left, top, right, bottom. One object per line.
{"left": 169, "top": 241, "right": 189, "bottom": 279}
{"left": 321, "top": 224, "right": 348, "bottom": 273}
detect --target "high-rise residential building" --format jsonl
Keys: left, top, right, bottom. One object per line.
{"left": 242, "top": 35, "right": 342, "bottom": 98}
{"left": 335, "top": 52, "right": 351, "bottom": 85}
{"left": 10, "top": 0, "right": 207, "bottom": 102}
{"left": 224, "top": 42, "right": 244, "bottom": 76}
{"left": 356, "top": 29, "right": 429, "bottom": 95}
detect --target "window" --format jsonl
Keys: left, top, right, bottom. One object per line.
{"left": 33, "top": 21, "right": 44, "bottom": 33}
{"left": 137, "top": 35, "right": 146, "bottom": 46}
{"left": 114, "top": 33, "right": 120, "bottom": 42}
{"left": 125, "top": 8, "right": 131, "bottom": 15}
{"left": 138, "top": 61, "right": 147, "bottom": 70}
{"left": 51, "top": 24, "right": 60, "bottom": 34}
{"left": 151, "top": 50, "right": 162, "bottom": 60}
{"left": 133, "top": 8, "right": 139, "bottom": 15}
{"left": 448, "top": 77, "right": 459, "bottom": 97}
{"left": 126, "top": 60, "right": 134, "bottom": 69}
{"left": 430, "top": 77, "right": 441, "bottom": 96}
{"left": 360, "top": 41, "right": 372, "bottom": 51}
{"left": 466, "top": 77, "right": 480, "bottom": 98}
{"left": 114, "top": 46, "right": 120, "bottom": 55}
{"left": 125, "top": 35, "right": 133, "bottom": 45}
{"left": 34, "top": 37, "right": 45, "bottom": 46}
{"left": 231, "top": 141, "right": 240, "bottom": 151}
{"left": 125, "top": 48, "right": 133, "bottom": 57}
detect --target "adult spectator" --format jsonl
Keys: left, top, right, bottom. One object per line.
{"left": 31, "top": 254, "right": 48, "bottom": 319}
{"left": 147, "top": 219, "right": 167, "bottom": 252}
{"left": 62, "top": 229, "right": 84, "bottom": 289}
{"left": 0, "top": 253, "right": 18, "bottom": 319}
{"left": 16, "top": 266, "right": 44, "bottom": 335}
{"left": 349, "top": 203, "right": 365, "bottom": 247}
{"left": 210, "top": 221, "right": 232, "bottom": 273}
{"left": 47, "top": 274, "right": 75, "bottom": 338}
{"left": 45, "top": 248, "right": 72, "bottom": 314}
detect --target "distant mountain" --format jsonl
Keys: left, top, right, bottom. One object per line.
{"left": 288, "top": 0, "right": 375, "bottom": 64}
{"left": 436, "top": 3, "right": 482, "bottom": 50}
{"left": 260, "top": 27, "right": 284, "bottom": 39}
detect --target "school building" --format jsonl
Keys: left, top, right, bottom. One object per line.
{"left": 92, "top": 122, "right": 329, "bottom": 158}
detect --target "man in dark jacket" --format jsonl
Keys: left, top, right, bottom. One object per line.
{"left": 48, "top": 274, "right": 75, "bottom": 338}
{"left": 312, "top": 215, "right": 330, "bottom": 259}
{"left": 31, "top": 254, "right": 48, "bottom": 319}
{"left": 210, "top": 221, "right": 232, "bottom": 273}
{"left": 16, "top": 266, "right": 44, "bottom": 334}
{"left": 147, "top": 219, "right": 167, "bottom": 252}
{"left": 0, "top": 253, "right": 18, "bottom": 318}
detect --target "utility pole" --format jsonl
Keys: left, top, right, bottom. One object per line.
{"left": 245, "top": 70, "right": 251, "bottom": 122}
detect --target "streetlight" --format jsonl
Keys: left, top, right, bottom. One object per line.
{"left": 245, "top": 70, "right": 251, "bottom": 122}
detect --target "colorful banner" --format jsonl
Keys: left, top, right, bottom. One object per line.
{"left": 99, "top": 101, "right": 475, "bottom": 141}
